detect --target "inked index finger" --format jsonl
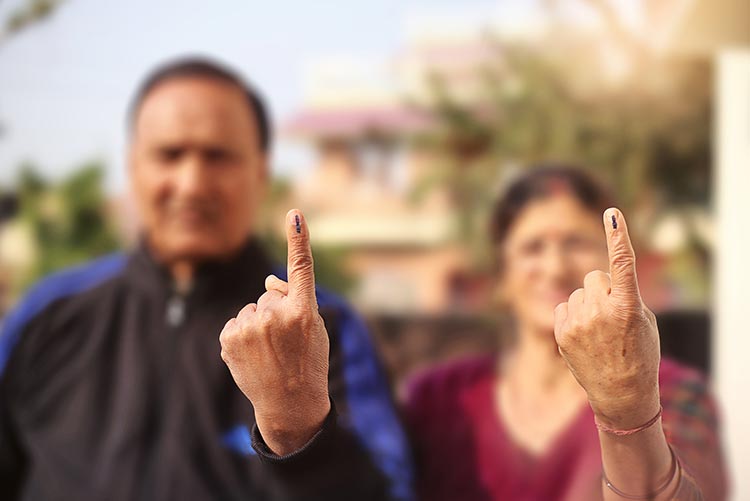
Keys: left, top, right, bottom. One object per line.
{"left": 603, "top": 207, "right": 641, "bottom": 300}
{"left": 285, "top": 209, "right": 316, "bottom": 304}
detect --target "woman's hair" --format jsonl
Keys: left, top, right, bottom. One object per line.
{"left": 490, "top": 165, "right": 616, "bottom": 249}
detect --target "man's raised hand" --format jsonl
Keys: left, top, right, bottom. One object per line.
{"left": 220, "top": 210, "right": 330, "bottom": 455}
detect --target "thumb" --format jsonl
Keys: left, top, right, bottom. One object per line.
{"left": 604, "top": 207, "right": 641, "bottom": 300}
{"left": 286, "top": 209, "right": 316, "bottom": 305}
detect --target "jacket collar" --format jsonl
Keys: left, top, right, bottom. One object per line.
{"left": 125, "top": 235, "right": 275, "bottom": 302}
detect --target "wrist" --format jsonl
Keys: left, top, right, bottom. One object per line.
{"left": 254, "top": 396, "right": 331, "bottom": 456}
{"left": 589, "top": 387, "right": 661, "bottom": 430}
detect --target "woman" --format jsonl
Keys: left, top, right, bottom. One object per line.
{"left": 405, "top": 166, "right": 726, "bottom": 500}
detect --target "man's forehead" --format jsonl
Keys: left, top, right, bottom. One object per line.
{"left": 132, "top": 77, "right": 257, "bottom": 144}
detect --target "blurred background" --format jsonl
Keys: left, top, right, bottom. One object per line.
{"left": 0, "top": 0, "right": 748, "bottom": 497}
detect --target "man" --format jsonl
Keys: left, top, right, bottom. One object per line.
{"left": 0, "top": 58, "right": 412, "bottom": 500}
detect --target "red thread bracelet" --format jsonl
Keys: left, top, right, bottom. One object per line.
{"left": 595, "top": 406, "right": 663, "bottom": 436}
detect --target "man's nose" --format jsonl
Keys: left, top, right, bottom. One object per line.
{"left": 174, "top": 154, "right": 210, "bottom": 197}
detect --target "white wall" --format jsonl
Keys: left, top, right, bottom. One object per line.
{"left": 715, "top": 50, "right": 750, "bottom": 501}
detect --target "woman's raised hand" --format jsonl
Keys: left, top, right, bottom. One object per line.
{"left": 553, "top": 208, "right": 661, "bottom": 428}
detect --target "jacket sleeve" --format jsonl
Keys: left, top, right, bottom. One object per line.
{"left": 0, "top": 295, "right": 38, "bottom": 500}
{"left": 0, "top": 380, "right": 26, "bottom": 500}
{"left": 250, "top": 399, "right": 392, "bottom": 501}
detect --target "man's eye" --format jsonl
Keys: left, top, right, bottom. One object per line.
{"left": 157, "top": 148, "right": 184, "bottom": 163}
{"left": 204, "top": 149, "right": 232, "bottom": 164}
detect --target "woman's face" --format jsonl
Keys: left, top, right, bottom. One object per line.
{"left": 498, "top": 193, "right": 609, "bottom": 335}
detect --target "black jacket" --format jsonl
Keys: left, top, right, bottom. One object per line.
{"left": 0, "top": 239, "right": 412, "bottom": 500}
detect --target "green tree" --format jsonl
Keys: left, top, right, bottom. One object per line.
{"left": 15, "top": 161, "right": 120, "bottom": 286}
{"left": 414, "top": 40, "right": 711, "bottom": 271}
{"left": 0, "top": 0, "right": 67, "bottom": 47}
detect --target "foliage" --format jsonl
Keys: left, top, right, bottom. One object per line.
{"left": 1, "top": 0, "right": 66, "bottom": 43}
{"left": 14, "top": 161, "right": 120, "bottom": 286}
{"left": 413, "top": 38, "right": 712, "bottom": 270}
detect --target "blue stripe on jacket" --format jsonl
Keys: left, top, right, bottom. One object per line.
{"left": 0, "top": 253, "right": 127, "bottom": 379}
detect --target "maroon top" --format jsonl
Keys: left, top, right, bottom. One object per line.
{"left": 405, "top": 356, "right": 727, "bottom": 501}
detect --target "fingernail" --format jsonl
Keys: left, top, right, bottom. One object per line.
{"left": 294, "top": 214, "right": 301, "bottom": 234}
{"left": 611, "top": 214, "right": 617, "bottom": 230}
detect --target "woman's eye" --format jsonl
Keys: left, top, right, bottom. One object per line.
{"left": 564, "top": 235, "right": 596, "bottom": 252}
{"left": 521, "top": 239, "right": 545, "bottom": 256}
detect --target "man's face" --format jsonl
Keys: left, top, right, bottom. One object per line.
{"left": 129, "top": 77, "right": 267, "bottom": 264}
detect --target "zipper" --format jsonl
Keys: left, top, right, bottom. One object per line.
{"left": 165, "top": 275, "right": 193, "bottom": 327}
{"left": 142, "top": 281, "right": 190, "bottom": 498}
{"left": 165, "top": 292, "right": 187, "bottom": 328}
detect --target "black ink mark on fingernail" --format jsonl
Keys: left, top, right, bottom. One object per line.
{"left": 295, "top": 214, "right": 301, "bottom": 234}
{"left": 611, "top": 214, "right": 617, "bottom": 229}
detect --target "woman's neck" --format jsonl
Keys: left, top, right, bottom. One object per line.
{"left": 493, "top": 323, "right": 590, "bottom": 456}
{"left": 500, "top": 324, "right": 582, "bottom": 396}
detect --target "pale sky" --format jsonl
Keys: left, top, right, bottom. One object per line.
{"left": 0, "top": 0, "right": 638, "bottom": 192}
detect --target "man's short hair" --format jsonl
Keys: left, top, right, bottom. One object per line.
{"left": 128, "top": 56, "right": 271, "bottom": 152}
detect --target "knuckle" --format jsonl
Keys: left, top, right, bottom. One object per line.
{"left": 236, "top": 316, "right": 252, "bottom": 336}
{"left": 567, "top": 315, "right": 585, "bottom": 335}
{"left": 257, "top": 308, "right": 276, "bottom": 331}
{"left": 584, "top": 270, "right": 606, "bottom": 283}
{"left": 570, "top": 309, "right": 598, "bottom": 335}
{"left": 219, "top": 320, "right": 238, "bottom": 346}
{"left": 555, "top": 328, "right": 571, "bottom": 349}
{"left": 291, "top": 308, "right": 316, "bottom": 331}
{"left": 554, "top": 302, "right": 567, "bottom": 315}
{"left": 587, "top": 306, "right": 606, "bottom": 326}
{"left": 220, "top": 347, "right": 231, "bottom": 364}
{"left": 237, "top": 303, "right": 257, "bottom": 322}
{"left": 289, "top": 307, "right": 307, "bottom": 324}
